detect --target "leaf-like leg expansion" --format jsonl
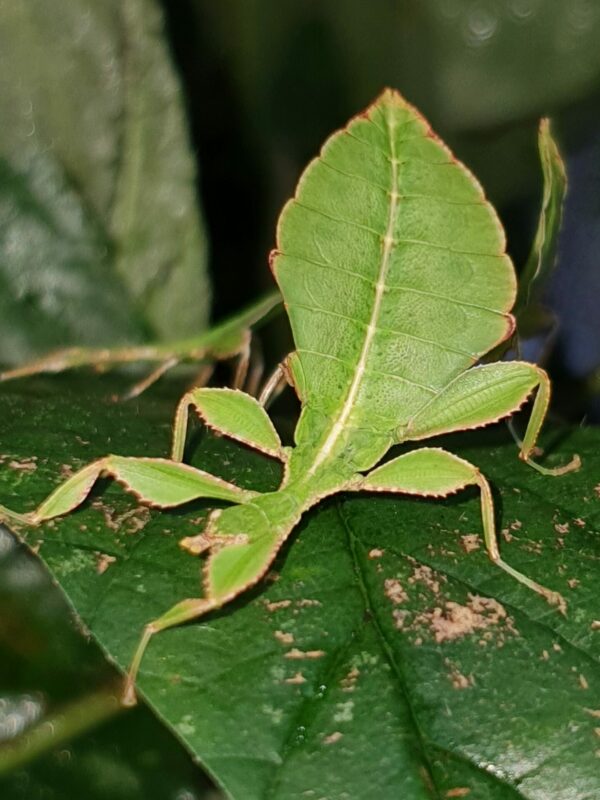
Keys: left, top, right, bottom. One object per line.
{"left": 359, "top": 447, "right": 566, "bottom": 612}
{"left": 403, "top": 362, "right": 579, "bottom": 476}
{"left": 171, "top": 387, "right": 285, "bottom": 462}
{"left": 258, "top": 362, "right": 289, "bottom": 408}
{"left": 120, "top": 357, "right": 180, "bottom": 401}
{"left": 123, "top": 489, "right": 306, "bottom": 705}
{"left": 0, "top": 457, "right": 255, "bottom": 525}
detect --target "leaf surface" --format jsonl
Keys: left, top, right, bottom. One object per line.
{"left": 0, "top": 0, "right": 209, "bottom": 364}
{"left": 0, "top": 385, "right": 599, "bottom": 799}
{"left": 273, "top": 91, "right": 515, "bottom": 458}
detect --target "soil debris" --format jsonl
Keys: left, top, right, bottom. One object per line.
{"left": 284, "top": 648, "right": 326, "bottom": 660}
{"left": 407, "top": 559, "right": 445, "bottom": 595}
{"left": 384, "top": 578, "right": 408, "bottom": 605}
{"left": 444, "top": 658, "right": 474, "bottom": 690}
{"left": 446, "top": 788, "right": 471, "bottom": 798}
{"left": 340, "top": 666, "right": 360, "bottom": 693}
{"left": 91, "top": 501, "right": 150, "bottom": 535}
{"left": 323, "top": 731, "right": 343, "bottom": 745}
{"left": 392, "top": 609, "right": 410, "bottom": 630}
{"left": 460, "top": 534, "right": 480, "bottom": 553}
{"left": 8, "top": 458, "right": 38, "bottom": 473}
{"left": 421, "top": 595, "right": 515, "bottom": 644}
{"left": 368, "top": 548, "right": 384, "bottom": 559}
{"left": 284, "top": 672, "right": 306, "bottom": 685}
{"left": 579, "top": 674, "right": 589, "bottom": 690}
{"left": 265, "top": 599, "right": 292, "bottom": 612}
{"left": 95, "top": 553, "right": 117, "bottom": 575}
{"left": 500, "top": 528, "right": 514, "bottom": 543}
{"left": 274, "top": 630, "right": 294, "bottom": 646}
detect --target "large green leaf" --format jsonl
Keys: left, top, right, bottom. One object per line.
{"left": 0, "top": 0, "right": 209, "bottom": 363}
{"left": 0, "top": 383, "right": 598, "bottom": 798}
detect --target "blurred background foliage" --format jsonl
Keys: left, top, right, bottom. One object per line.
{"left": 1, "top": 0, "right": 600, "bottom": 797}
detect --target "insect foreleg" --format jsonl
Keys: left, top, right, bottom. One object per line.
{"left": 0, "top": 457, "right": 255, "bottom": 526}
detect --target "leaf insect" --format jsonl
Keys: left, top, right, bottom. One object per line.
{"left": 0, "top": 90, "right": 580, "bottom": 706}
{"left": 0, "top": 291, "right": 281, "bottom": 399}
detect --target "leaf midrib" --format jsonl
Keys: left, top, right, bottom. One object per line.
{"left": 307, "top": 108, "right": 400, "bottom": 476}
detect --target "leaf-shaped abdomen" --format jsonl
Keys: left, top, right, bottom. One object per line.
{"left": 272, "top": 90, "right": 516, "bottom": 461}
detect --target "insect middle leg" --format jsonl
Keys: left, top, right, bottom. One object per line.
{"left": 404, "top": 361, "right": 580, "bottom": 476}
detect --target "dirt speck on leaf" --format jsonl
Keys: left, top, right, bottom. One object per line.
{"left": 384, "top": 578, "right": 408, "bottom": 605}
{"left": 284, "top": 648, "right": 325, "bottom": 660}
{"left": 265, "top": 599, "right": 292, "bottom": 612}
{"left": 591, "top": 621, "right": 600, "bottom": 631}
{"left": 295, "top": 598, "right": 321, "bottom": 608}
{"left": 579, "top": 674, "right": 589, "bottom": 690}
{"left": 392, "top": 609, "right": 410, "bottom": 630}
{"left": 421, "top": 595, "right": 515, "bottom": 644}
{"left": 460, "top": 534, "right": 480, "bottom": 553}
{"left": 8, "top": 458, "right": 37, "bottom": 473}
{"left": 274, "top": 630, "right": 294, "bottom": 646}
{"left": 323, "top": 731, "right": 343, "bottom": 745}
{"left": 340, "top": 666, "right": 360, "bottom": 693}
{"left": 407, "top": 559, "right": 445, "bottom": 595}
{"left": 95, "top": 553, "right": 116, "bottom": 575}
{"left": 284, "top": 672, "right": 306, "bottom": 685}
{"left": 445, "top": 659, "right": 474, "bottom": 690}
{"left": 501, "top": 528, "right": 514, "bottom": 543}
{"left": 91, "top": 501, "right": 150, "bottom": 535}
{"left": 446, "top": 789, "right": 471, "bottom": 798}
{"left": 368, "top": 548, "right": 384, "bottom": 559}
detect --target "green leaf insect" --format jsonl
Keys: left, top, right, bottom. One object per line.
{"left": 0, "top": 89, "right": 580, "bottom": 706}
{"left": 0, "top": 290, "right": 281, "bottom": 399}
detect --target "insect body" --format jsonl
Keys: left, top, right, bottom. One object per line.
{"left": 0, "top": 90, "right": 579, "bottom": 705}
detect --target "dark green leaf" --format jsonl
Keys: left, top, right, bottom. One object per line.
{"left": 0, "top": 384, "right": 599, "bottom": 798}
{"left": 0, "top": 0, "right": 209, "bottom": 363}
